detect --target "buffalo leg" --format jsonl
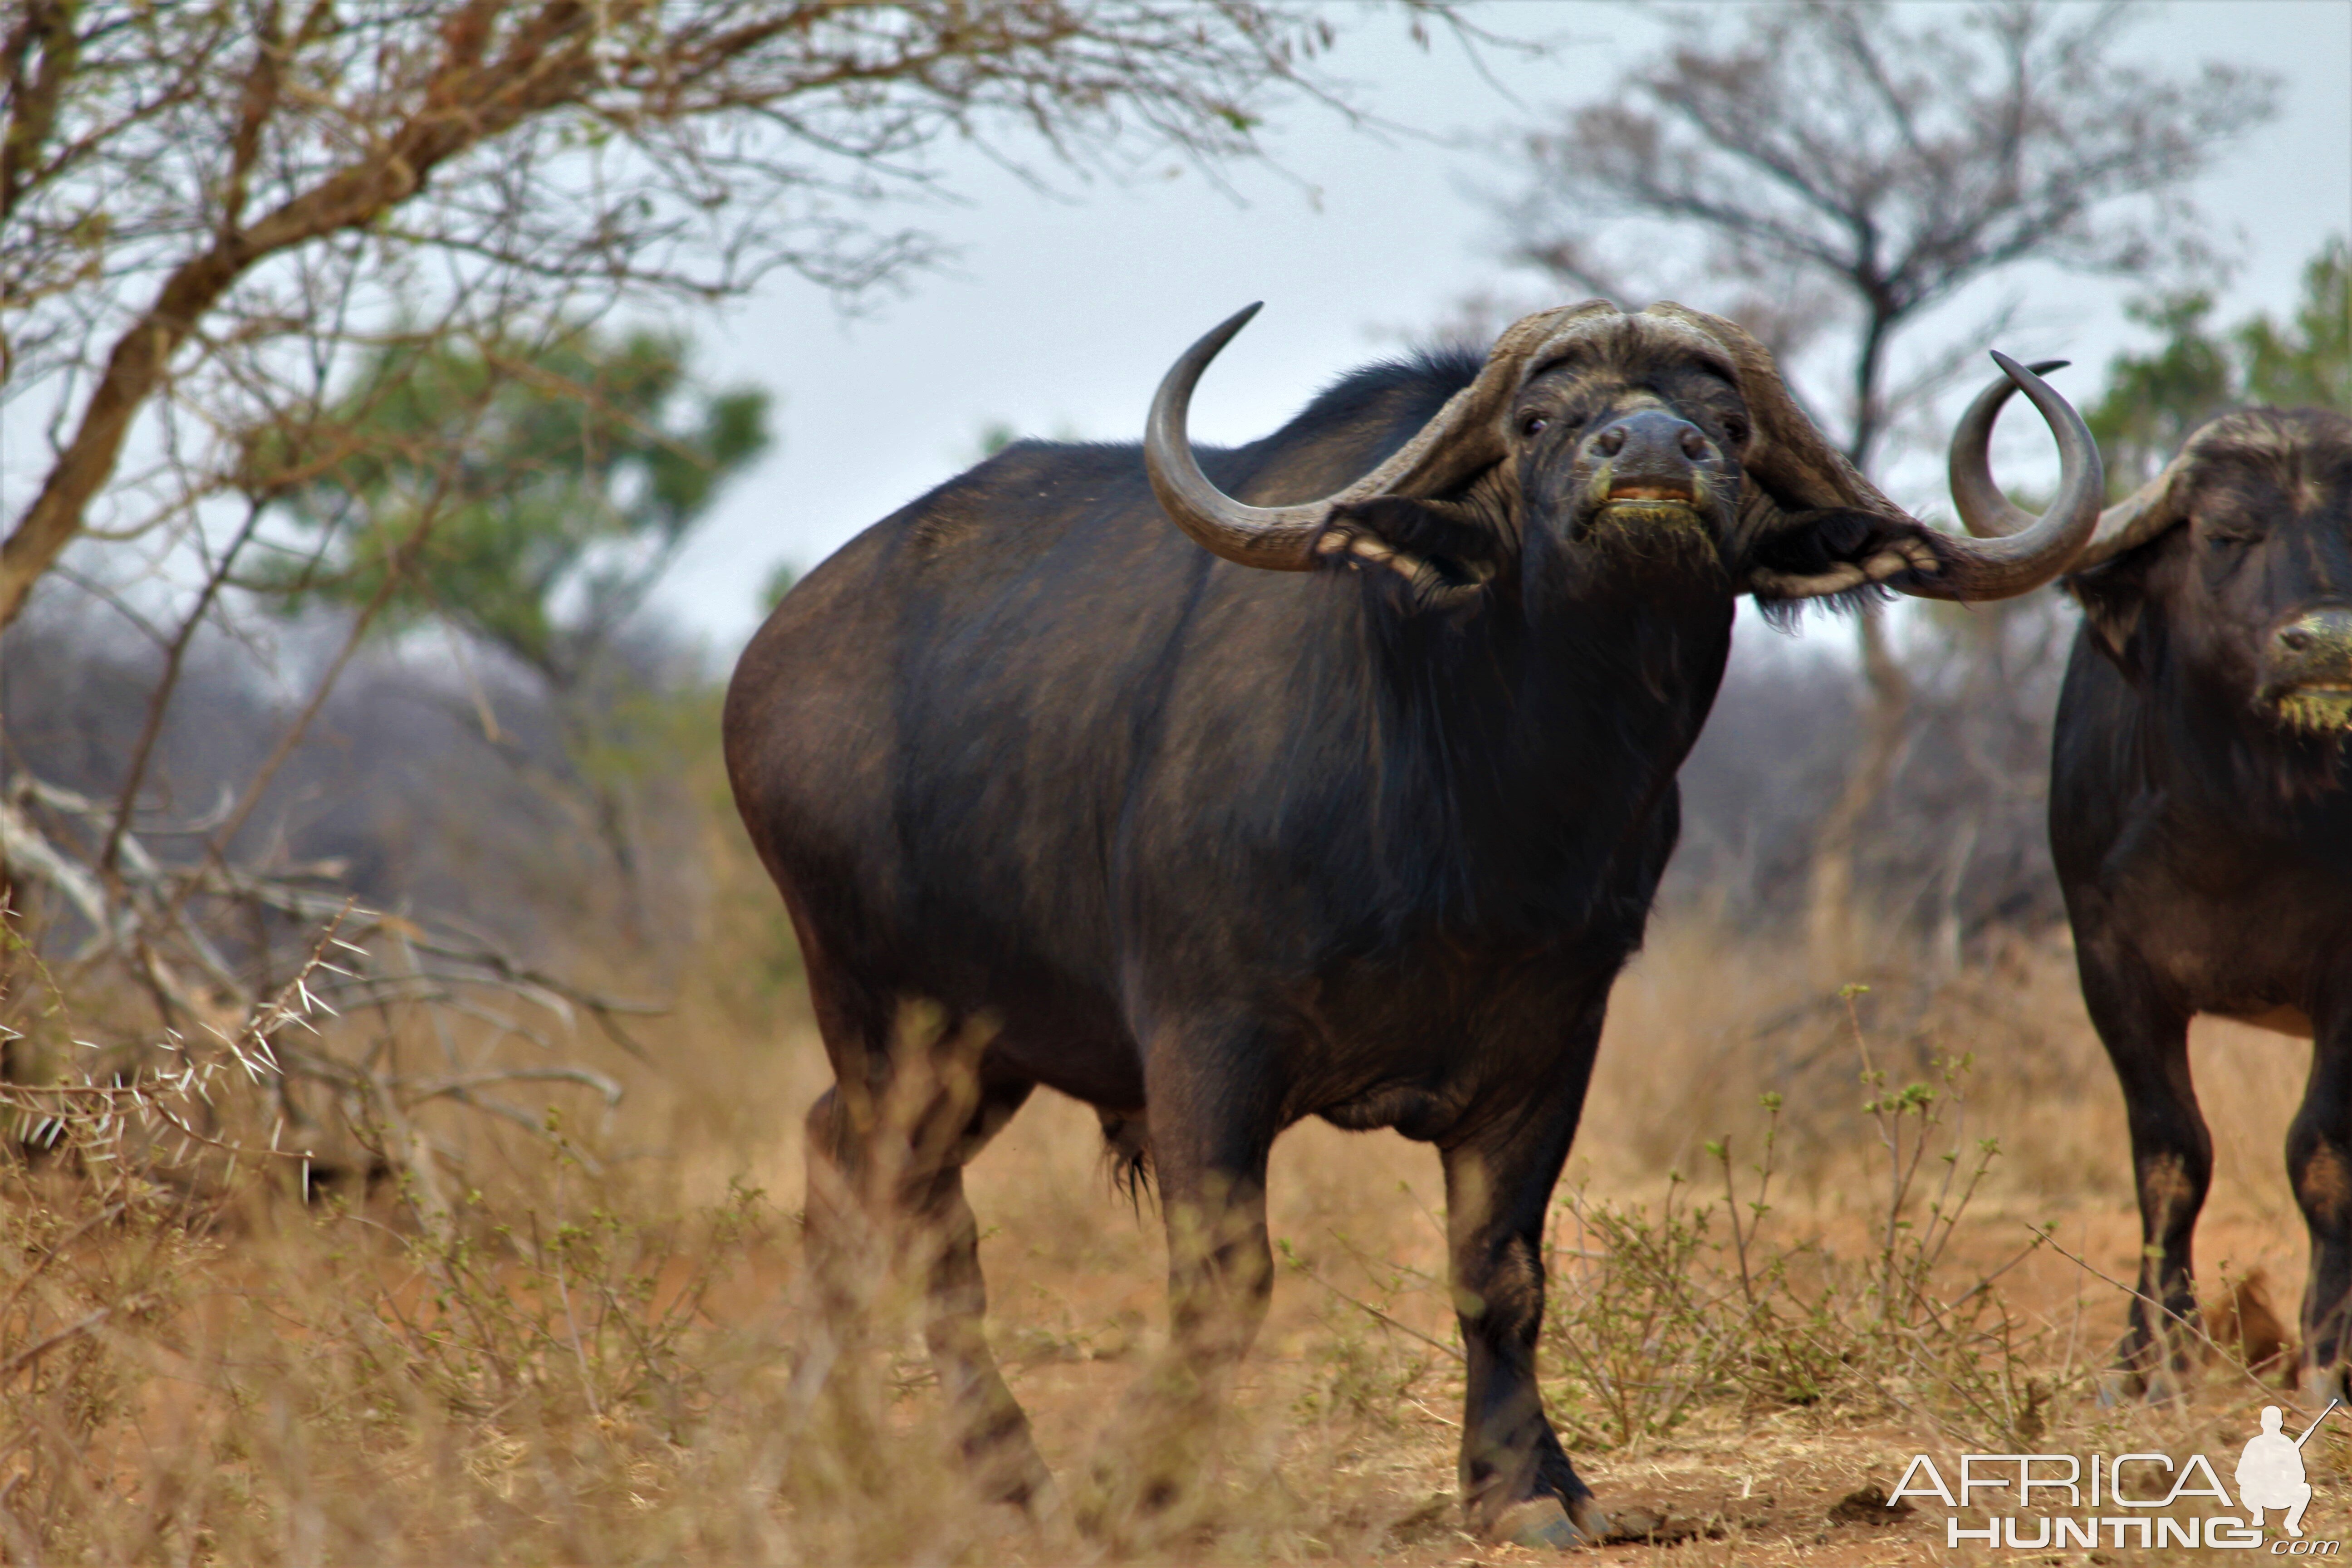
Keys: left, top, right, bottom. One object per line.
{"left": 803, "top": 1002, "right": 1048, "bottom": 1505}
{"left": 1088, "top": 1039, "right": 1277, "bottom": 1531}
{"left": 2289, "top": 999, "right": 2352, "bottom": 1395}
{"left": 1441, "top": 1018, "right": 1606, "bottom": 1547}
{"left": 912, "top": 1089, "right": 1048, "bottom": 1503}
{"left": 2079, "top": 935, "right": 2206, "bottom": 1391}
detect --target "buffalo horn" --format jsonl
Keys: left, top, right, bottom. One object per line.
{"left": 1144, "top": 304, "right": 1539, "bottom": 573}
{"left": 1576, "top": 304, "right": 2101, "bottom": 604}
{"left": 1152, "top": 309, "right": 2102, "bottom": 602}
{"left": 1145, "top": 304, "right": 1329, "bottom": 570}
{"left": 1897, "top": 353, "right": 2105, "bottom": 600}
{"left": 1948, "top": 361, "right": 2183, "bottom": 571}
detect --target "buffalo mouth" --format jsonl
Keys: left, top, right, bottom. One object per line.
{"left": 2265, "top": 609, "right": 2352, "bottom": 728}
{"left": 1607, "top": 479, "right": 1697, "bottom": 504}
{"left": 1587, "top": 481, "right": 1712, "bottom": 538}
{"left": 2264, "top": 609, "right": 2352, "bottom": 732}
{"left": 2275, "top": 685, "right": 2352, "bottom": 732}
{"left": 1588, "top": 496, "right": 1710, "bottom": 539}
{"left": 1576, "top": 487, "right": 1725, "bottom": 576}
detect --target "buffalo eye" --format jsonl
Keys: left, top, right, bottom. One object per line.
{"left": 1520, "top": 414, "right": 1550, "bottom": 437}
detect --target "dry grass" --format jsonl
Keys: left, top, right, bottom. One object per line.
{"left": 1, "top": 891, "right": 2340, "bottom": 1564}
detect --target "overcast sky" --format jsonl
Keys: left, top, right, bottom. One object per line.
{"left": 650, "top": 1, "right": 2351, "bottom": 660}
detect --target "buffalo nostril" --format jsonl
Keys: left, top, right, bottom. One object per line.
{"left": 1596, "top": 426, "right": 1628, "bottom": 457}
{"left": 1679, "top": 429, "right": 1708, "bottom": 459}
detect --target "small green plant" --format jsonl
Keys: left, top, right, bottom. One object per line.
{"left": 1279, "top": 1234, "right": 1447, "bottom": 1431}
{"left": 1704, "top": 1097, "right": 1850, "bottom": 1413}
{"left": 1544, "top": 1169, "right": 1734, "bottom": 1447}
{"left": 1536, "top": 982, "right": 2067, "bottom": 1453}
{"left": 1844, "top": 984, "right": 1999, "bottom": 1331}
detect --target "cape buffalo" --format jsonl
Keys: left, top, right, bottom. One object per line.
{"left": 1953, "top": 382, "right": 2352, "bottom": 1396}
{"left": 728, "top": 300, "right": 2098, "bottom": 1544}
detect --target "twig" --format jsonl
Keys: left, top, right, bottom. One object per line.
{"left": 0, "top": 1307, "right": 113, "bottom": 1380}
{"left": 0, "top": 1204, "right": 129, "bottom": 1324}
{"left": 2027, "top": 1223, "right": 2280, "bottom": 1400}
{"left": 1942, "top": 1233, "right": 2047, "bottom": 1313}
{"left": 1285, "top": 1254, "right": 1465, "bottom": 1365}
{"left": 546, "top": 1172, "right": 604, "bottom": 1422}
{"left": 100, "top": 495, "right": 268, "bottom": 876}
{"left": 404, "top": 1066, "right": 623, "bottom": 1108}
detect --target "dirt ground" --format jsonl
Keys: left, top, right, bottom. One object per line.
{"left": 965, "top": 1101, "right": 2340, "bottom": 1566}
{"left": 864, "top": 920, "right": 2344, "bottom": 1564}
{"left": 9, "top": 921, "right": 2347, "bottom": 1563}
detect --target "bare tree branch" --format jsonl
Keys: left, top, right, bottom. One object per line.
{"left": 1, "top": 0, "right": 1389, "bottom": 628}
{"left": 1499, "top": 0, "right": 2276, "bottom": 464}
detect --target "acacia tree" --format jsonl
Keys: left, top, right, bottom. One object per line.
{"left": 2089, "top": 235, "right": 2350, "bottom": 491}
{"left": 0, "top": 0, "right": 1406, "bottom": 631}
{"left": 258, "top": 323, "right": 768, "bottom": 690}
{"left": 1490, "top": 0, "right": 2274, "bottom": 964}
{"left": 0, "top": 0, "right": 1448, "bottom": 1173}
{"left": 254, "top": 322, "right": 768, "bottom": 893}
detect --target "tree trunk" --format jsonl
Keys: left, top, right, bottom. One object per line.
{"left": 1805, "top": 304, "right": 1910, "bottom": 973}
{"left": 1805, "top": 602, "right": 1910, "bottom": 976}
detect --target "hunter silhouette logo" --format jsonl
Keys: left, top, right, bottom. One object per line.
{"left": 2240, "top": 1401, "right": 2337, "bottom": 1538}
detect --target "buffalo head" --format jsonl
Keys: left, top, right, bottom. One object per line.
{"left": 1953, "top": 377, "right": 2352, "bottom": 736}
{"left": 1149, "top": 300, "right": 2101, "bottom": 612}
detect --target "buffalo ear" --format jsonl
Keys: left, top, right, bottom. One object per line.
{"left": 1327, "top": 495, "right": 1509, "bottom": 576}
{"left": 2068, "top": 558, "right": 2150, "bottom": 678}
{"left": 1739, "top": 504, "right": 1923, "bottom": 604}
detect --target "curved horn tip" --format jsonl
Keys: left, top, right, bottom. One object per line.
{"left": 1199, "top": 301, "right": 1265, "bottom": 354}
{"left": 1990, "top": 350, "right": 2069, "bottom": 390}
{"left": 1946, "top": 356, "right": 2081, "bottom": 545}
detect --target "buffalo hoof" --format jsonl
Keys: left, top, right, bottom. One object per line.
{"left": 967, "top": 1430, "right": 1058, "bottom": 1517}
{"left": 2095, "top": 1362, "right": 2189, "bottom": 1406}
{"left": 1019, "top": 1472, "right": 1068, "bottom": 1530}
{"left": 1492, "top": 1494, "right": 1606, "bottom": 1550}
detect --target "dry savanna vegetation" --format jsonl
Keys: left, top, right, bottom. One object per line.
{"left": 2, "top": 4, "right": 2339, "bottom": 1565}
{"left": 3, "top": 834, "right": 2341, "bottom": 1565}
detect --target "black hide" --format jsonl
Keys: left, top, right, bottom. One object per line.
{"left": 2048, "top": 407, "right": 2352, "bottom": 1394}
{"left": 724, "top": 340, "right": 1919, "bottom": 1540}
